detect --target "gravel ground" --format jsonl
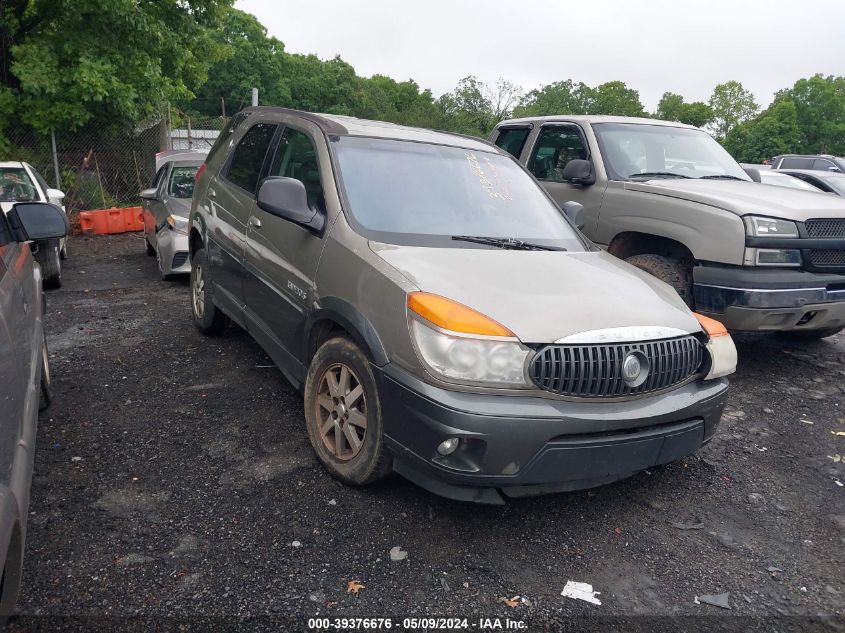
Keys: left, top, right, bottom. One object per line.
{"left": 9, "top": 234, "right": 845, "bottom": 631}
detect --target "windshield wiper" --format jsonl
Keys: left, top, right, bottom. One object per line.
{"left": 451, "top": 235, "right": 567, "bottom": 251}
{"left": 628, "top": 171, "right": 691, "bottom": 179}
{"left": 698, "top": 174, "right": 746, "bottom": 181}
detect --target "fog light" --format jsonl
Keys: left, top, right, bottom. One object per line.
{"left": 437, "top": 438, "right": 460, "bottom": 456}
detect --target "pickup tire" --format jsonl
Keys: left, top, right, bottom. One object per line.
{"left": 779, "top": 326, "right": 844, "bottom": 341}
{"left": 625, "top": 254, "right": 693, "bottom": 307}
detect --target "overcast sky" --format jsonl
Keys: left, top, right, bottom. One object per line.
{"left": 236, "top": 0, "right": 845, "bottom": 111}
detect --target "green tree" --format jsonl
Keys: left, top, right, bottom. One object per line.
{"left": 4, "top": 0, "right": 232, "bottom": 133}
{"left": 436, "top": 76, "right": 520, "bottom": 136}
{"left": 708, "top": 80, "right": 758, "bottom": 140}
{"left": 655, "top": 92, "right": 713, "bottom": 127}
{"left": 779, "top": 74, "right": 845, "bottom": 155}
{"left": 723, "top": 99, "right": 802, "bottom": 163}
{"left": 512, "top": 80, "right": 590, "bottom": 118}
{"left": 584, "top": 81, "right": 646, "bottom": 117}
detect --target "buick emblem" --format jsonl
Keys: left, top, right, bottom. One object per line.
{"left": 622, "top": 351, "right": 650, "bottom": 388}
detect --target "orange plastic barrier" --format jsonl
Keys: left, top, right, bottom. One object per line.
{"left": 79, "top": 207, "right": 144, "bottom": 235}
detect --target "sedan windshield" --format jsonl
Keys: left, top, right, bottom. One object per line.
{"left": 593, "top": 123, "right": 750, "bottom": 181}
{"left": 168, "top": 165, "right": 199, "bottom": 198}
{"left": 333, "top": 137, "right": 586, "bottom": 250}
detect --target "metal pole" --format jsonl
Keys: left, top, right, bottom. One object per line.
{"left": 187, "top": 116, "right": 192, "bottom": 150}
{"left": 221, "top": 97, "right": 226, "bottom": 118}
{"left": 50, "top": 128, "right": 62, "bottom": 190}
{"left": 251, "top": 88, "right": 258, "bottom": 107}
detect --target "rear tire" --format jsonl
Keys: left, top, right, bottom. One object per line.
{"left": 35, "top": 239, "right": 62, "bottom": 289}
{"left": 190, "top": 247, "right": 229, "bottom": 335}
{"left": 304, "top": 336, "right": 392, "bottom": 486}
{"left": 625, "top": 254, "right": 693, "bottom": 307}
{"left": 39, "top": 336, "right": 53, "bottom": 410}
{"left": 778, "top": 326, "right": 844, "bottom": 341}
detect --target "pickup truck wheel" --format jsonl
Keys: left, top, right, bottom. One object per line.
{"left": 190, "top": 247, "right": 229, "bottom": 335}
{"left": 304, "top": 336, "right": 392, "bottom": 486}
{"left": 39, "top": 336, "right": 53, "bottom": 410}
{"left": 625, "top": 254, "right": 693, "bottom": 307}
{"left": 779, "top": 326, "right": 844, "bottom": 341}
{"left": 35, "top": 239, "right": 62, "bottom": 289}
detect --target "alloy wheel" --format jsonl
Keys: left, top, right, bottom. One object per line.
{"left": 192, "top": 264, "right": 205, "bottom": 319}
{"left": 315, "top": 363, "right": 368, "bottom": 461}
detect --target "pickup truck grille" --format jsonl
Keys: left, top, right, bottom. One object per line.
{"left": 808, "top": 249, "right": 845, "bottom": 267}
{"left": 529, "top": 336, "right": 704, "bottom": 398}
{"left": 805, "top": 219, "right": 845, "bottom": 238}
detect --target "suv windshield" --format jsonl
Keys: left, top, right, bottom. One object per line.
{"left": 0, "top": 167, "right": 38, "bottom": 202}
{"left": 593, "top": 123, "right": 749, "bottom": 181}
{"left": 333, "top": 137, "right": 586, "bottom": 250}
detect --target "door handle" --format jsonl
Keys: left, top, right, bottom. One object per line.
{"left": 249, "top": 216, "right": 262, "bottom": 229}
{"left": 208, "top": 187, "right": 216, "bottom": 198}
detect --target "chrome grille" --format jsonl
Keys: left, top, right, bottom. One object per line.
{"left": 529, "top": 336, "right": 704, "bottom": 398}
{"left": 805, "top": 219, "right": 845, "bottom": 238}
{"left": 808, "top": 249, "right": 845, "bottom": 267}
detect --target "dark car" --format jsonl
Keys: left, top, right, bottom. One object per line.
{"left": 772, "top": 154, "right": 845, "bottom": 173}
{"left": 0, "top": 201, "right": 67, "bottom": 613}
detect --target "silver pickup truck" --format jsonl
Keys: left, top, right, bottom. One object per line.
{"left": 491, "top": 115, "right": 845, "bottom": 339}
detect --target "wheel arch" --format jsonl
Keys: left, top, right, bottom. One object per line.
{"left": 608, "top": 231, "right": 696, "bottom": 262}
{"left": 304, "top": 298, "right": 389, "bottom": 367}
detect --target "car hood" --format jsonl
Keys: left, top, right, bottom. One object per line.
{"left": 625, "top": 179, "right": 845, "bottom": 221}
{"left": 370, "top": 243, "right": 701, "bottom": 343}
{"left": 165, "top": 198, "right": 192, "bottom": 216}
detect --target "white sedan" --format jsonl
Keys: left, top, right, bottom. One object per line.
{"left": 0, "top": 161, "right": 68, "bottom": 288}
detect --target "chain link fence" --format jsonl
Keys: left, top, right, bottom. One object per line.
{"left": 5, "top": 108, "right": 229, "bottom": 218}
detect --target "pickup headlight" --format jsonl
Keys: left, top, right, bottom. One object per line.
{"left": 695, "top": 313, "right": 737, "bottom": 380}
{"left": 744, "top": 216, "right": 799, "bottom": 238}
{"left": 407, "top": 292, "right": 530, "bottom": 388}
{"left": 166, "top": 214, "right": 189, "bottom": 234}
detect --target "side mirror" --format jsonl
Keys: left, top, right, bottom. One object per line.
{"left": 7, "top": 202, "right": 69, "bottom": 242}
{"left": 256, "top": 177, "right": 325, "bottom": 233}
{"left": 140, "top": 188, "right": 159, "bottom": 201}
{"left": 742, "top": 167, "right": 762, "bottom": 183}
{"left": 560, "top": 159, "right": 596, "bottom": 186}
{"left": 561, "top": 201, "right": 586, "bottom": 230}
{"left": 46, "top": 188, "right": 65, "bottom": 202}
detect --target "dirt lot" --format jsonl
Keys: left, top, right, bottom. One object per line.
{"left": 10, "top": 234, "right": 845, "bottom": 631}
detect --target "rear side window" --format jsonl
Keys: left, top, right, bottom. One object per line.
{"left": 206, "top": 111, "right": 249, "bottom": 166}
{"left": 813, "top": 158, "right": 838, "bottom": 172}
{"left": 225, "top": 123, "right": 277, "bottom": 194}
{"left": 268, "top": 128, "right": 324, "bottom": 209}
{"left": 781, "top": 157, "right": 813, "bottom": 169}
{"left": 494, "top": 127, "right": 530, "bottom": 158}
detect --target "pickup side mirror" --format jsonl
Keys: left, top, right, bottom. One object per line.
{"left": 140, "top": 188, "right": 159, "bottom": 201}
{"left": 7, "top": 202, "right": 69, "bottom": 242}
{"left": 742, "top": 166, "right": 762, "bottom": 183}
{"left": 256, "top": 177, "right": 325, "bottom": 234}
{"left": 561, "top": 201, "right": 586, "bottom": 230}
{"left": 560, "top": 159, "right": 596, "bottom": 186}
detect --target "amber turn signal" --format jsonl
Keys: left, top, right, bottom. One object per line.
{"left": 407, "top": 292, "right": 514, "bottom": 337}
{"left": 694, "top": 312, "right": 728, "bottom": 338}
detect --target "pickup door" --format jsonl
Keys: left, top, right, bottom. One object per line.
{"left": 492, "top": 123, "right": 606, "bottom": 236}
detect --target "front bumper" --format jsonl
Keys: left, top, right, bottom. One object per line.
{"left": 694, "top": 264, "right": 845, "bottom": 331}
{"left": 377, "top": 365, "right": 729, "bottom": 504}
{"left": 155, "top": 228, "right": 190, "bottom": 274}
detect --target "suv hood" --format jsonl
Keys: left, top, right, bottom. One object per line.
{"left": 626, "top": 179, "right": 845, "bottom": 221}
{"left": 370, "top": 243, "right": 701, "bottom": 343}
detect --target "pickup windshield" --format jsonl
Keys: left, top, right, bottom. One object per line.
{"left": 593, "top": 123, "right": 750, "bottom": 182}
{"left": 333, "top": 137, "right": 586, "bottom": 250}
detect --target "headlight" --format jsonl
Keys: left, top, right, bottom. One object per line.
{"left": 694, "top": 313, "right": 737, "bottom": 380}
{"left": 166, "top": 214, "right": 189, "bottom": 233}
{"left": 744, "top": 216, "right": 798, "bottom": 238}
{"left": 407, "top": 292, "right": 530, "bottom": 388}
{"left": 743, "top": 247, "right": 802, "bottom": 267}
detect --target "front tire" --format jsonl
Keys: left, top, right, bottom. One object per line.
{"left": 304, "top": 336, "right": 392, "bottom": 486}
{"left": 35, "top": 239, "right": 62, "bottom": 289}
{"left": 145, "top": 237, "right": 156, "bottom": 257}
{"left": 190, "top": 247, "right": 229, "bottom": 335}
{"left": 625, "top": 254, "right": 693, "bottom": 307}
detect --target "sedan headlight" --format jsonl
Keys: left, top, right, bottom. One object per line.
{"left": 744, "top": 216, "right": 799, "bottom": 238}
{"left": 407, "top": 292, "right": 530, "bottom": 388}
{"left": 166, "top": 214, "right": 189, "bottom": 234}
{"left": 694, "top": 313, "right": 737, "bottom": 380}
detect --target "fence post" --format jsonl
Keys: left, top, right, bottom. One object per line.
{"left": 187, "top": 115, "right": 192, "bottom": 150}
{"left": 50, "top": 128, "right": 62, "bottom": 190}
{"left": 252, "top": 88, "right": 258, "bottom": 107}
